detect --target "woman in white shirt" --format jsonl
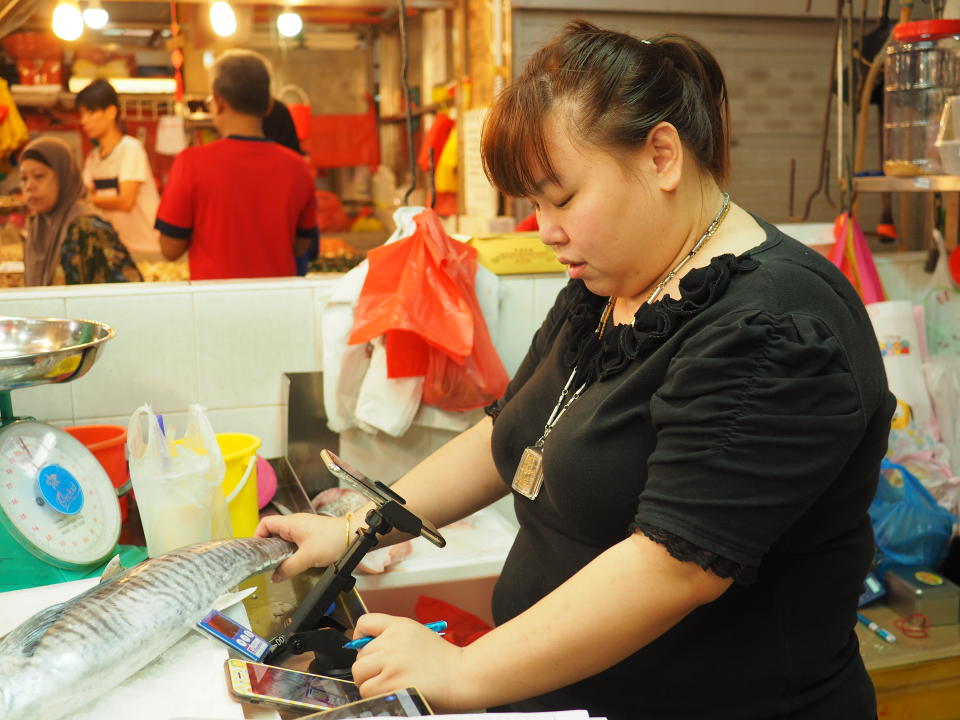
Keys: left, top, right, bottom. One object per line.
{"left": 76, "top": 79, "right": 161, "bottom": 261}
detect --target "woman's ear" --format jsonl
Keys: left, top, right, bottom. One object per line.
{"left": 646, "top": 122, "right": 683, "bottom": 192}
{"left": 106, "top": 105, "right": 118, "bottom": 124}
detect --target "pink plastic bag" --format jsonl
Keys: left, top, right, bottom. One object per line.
{"left": 830, "top": 212, "right": 885, "bottom": 305}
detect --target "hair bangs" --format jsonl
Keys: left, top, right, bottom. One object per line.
{"left": 481, "top": 77, "right": 559, "bottom": 199}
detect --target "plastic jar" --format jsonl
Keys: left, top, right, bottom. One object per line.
{"left": 884, "top": 20, "right": 960, "bottom": 176}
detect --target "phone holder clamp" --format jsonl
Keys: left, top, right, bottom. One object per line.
{"left": 261, "top": 453, "right": 445, "bottom": 678}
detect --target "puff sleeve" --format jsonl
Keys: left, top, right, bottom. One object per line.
{"left": 633, "top": 310, "right": 865, "bottom": 578}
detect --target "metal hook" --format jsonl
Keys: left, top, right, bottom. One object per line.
{"left": 398, "top": 0, "right": 417, "bottom": 206}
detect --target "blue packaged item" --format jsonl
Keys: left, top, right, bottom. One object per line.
{"left": 869, "top": 459, "right": 958, "bottom": 574}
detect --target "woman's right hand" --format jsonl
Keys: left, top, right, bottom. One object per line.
{"left": 254, "top": 513, "right": 345, "bottom": 582}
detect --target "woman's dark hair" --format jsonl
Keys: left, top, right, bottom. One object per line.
{"left": 482, "top": 20, "right": 730, "bottom": 197}
{"left": 211, "top": 50, "right": 272, "bottom": 118}
{"left": 75, "top": 78, "right": 120, "bottom": 112}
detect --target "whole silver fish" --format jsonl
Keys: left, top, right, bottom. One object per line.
{"left": 0, "top": 537, "right": 294, "bottom": 720}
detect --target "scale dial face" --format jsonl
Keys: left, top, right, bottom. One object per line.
{"left": 0, "top": 420, "right": 121, "bottom": 569}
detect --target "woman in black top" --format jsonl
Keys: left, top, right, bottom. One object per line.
{"left": 257, "top": 21, "right": 894, "bottom": 719}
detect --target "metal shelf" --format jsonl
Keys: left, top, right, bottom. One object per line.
{"left": 853, "top": 175, "right": 960, "bottom": 252}
{"left": 853, "top": 175, "right": 960, "bottom": 193}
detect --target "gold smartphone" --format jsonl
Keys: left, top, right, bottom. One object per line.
{"left": 299, "top": 687, "right": 433, "bottom": 717}
{"left": 225, "top": 658, "right": 362, "bottom": 714}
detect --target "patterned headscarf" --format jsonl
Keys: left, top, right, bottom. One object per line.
{"left": 21, "top": 137, "right": 92, "bottom": 286}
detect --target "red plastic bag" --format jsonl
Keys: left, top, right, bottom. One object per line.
{"left": 415, "top": 595, "right": 492, "bottom": 647}
{"left": 349, "top": 209, "right": 509, "bottom": 411}
{"left": 314, "top": 190, "right": 352, "bottom": 233}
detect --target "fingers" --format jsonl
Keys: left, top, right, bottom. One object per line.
{"left": 256, "top": 513, "right": 325, "bottom": 582}
{"left": 253, "top": 517, "right": 276, "bottom": 538}
{"left": 254, "top": 514, "right": 290, "bottom": 540}
{"left": 353, "top": 612, "right": 398, "bottom": 638}
{"left": 349, "top": 618, "right": 457, "bottom": 707}
{"left": 271, "top": 547, "right": 315, "bottom": 582}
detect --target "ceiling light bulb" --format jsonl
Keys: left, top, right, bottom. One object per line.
{"left": 209, "top": 1, "right": 237, "bottom": 38}
{"left": 277, "top": 12, "right": 303, "bottom": 38}
{"left": 52, "top": 2, "right": 84, "bottom": 41}
{"left": 82, "top": 2, "right": 109, "bottom": 30}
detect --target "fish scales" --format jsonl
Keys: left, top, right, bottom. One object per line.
{"left": 0, "top": 537, "right": 294, "bottom": 720}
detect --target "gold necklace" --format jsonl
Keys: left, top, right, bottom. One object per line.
{"left": 646, "top": 191, "right": 730, "bottom": 304}
{"left": 595, "top": 296, "right": 617, "bottom": 340}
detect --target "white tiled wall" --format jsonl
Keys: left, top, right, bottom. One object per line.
{"left": 494, "top": 275, "right": 567, "bottom": 377}
{"left": 193, "top": 287, "right": 317, "bottom": 408}
{"left": 0, "top": 274, "right": 562, "bottom": 462}
{"left": 66, "top": 290, "right": 199, "bottom": 417}
{"left": 0, "top": 279, "right": 338, "bottom": 458}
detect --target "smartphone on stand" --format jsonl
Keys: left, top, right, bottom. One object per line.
{"left": 225, "top": 659, "right": 362, "bottom": 714}
{"left": 299, "top": 688, "right": 433, "bottom": 718}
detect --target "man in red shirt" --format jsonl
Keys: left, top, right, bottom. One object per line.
{"left": 155, "top": 50, "right": 317, "bottom": 280}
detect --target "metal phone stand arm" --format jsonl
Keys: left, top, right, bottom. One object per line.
{"left": 261, "top": 508, "right": 392, "bottom": 666}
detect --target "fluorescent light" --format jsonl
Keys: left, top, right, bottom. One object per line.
{"left": 276, "top": 11, "right": 302, "bottom": 38}
{"left": 210, "top": 1, "right": 237, "bottom": 38}
{"left": 68, "top": 77, "right": 177, "bottom": 94}
{"left": 52, "top": 2, "right": 84, "bottom": 41}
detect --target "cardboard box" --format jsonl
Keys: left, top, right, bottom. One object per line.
{"left": 465, "top": 231, "right": 565, "bottom": 275}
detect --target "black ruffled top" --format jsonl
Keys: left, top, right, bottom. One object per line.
{"left": 486, "top": 218, "right": 895, "bottom": 720}
{"left": 563, "top": 253, "right": 762, "bottom": 389}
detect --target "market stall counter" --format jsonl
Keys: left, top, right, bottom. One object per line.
{"left": 858, "top": 603, "right": 960, "bottom": 718}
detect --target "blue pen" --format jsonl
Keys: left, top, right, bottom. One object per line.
{"left": 857, "top": 612, "right": 896, "bottom": 644}
{"left": 343, "top": 620, "right": 447, "bottom": 650}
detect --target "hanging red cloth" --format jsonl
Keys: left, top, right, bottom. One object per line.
{"left": 309, "top": 94, "right": 380, "bottom": 171}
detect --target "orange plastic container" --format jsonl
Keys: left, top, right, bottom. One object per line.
{"left": 63, "top": 424, "right": 129, "bottom": 521}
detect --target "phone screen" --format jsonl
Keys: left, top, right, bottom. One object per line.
{"left": 301, "top": 688, "right": 432, "bottom": 718}
{"left": 198, "top": 610, "right": 270, "bottom": 661}
{"left": 228, "top": 659, "right": 362, "bottom": 711}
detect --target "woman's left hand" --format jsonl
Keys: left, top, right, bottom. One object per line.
{"left": 350, "top": 613, "right": 467, "bottom": 713}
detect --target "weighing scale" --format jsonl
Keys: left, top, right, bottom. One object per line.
{"left": 0, "top": 315, "right": 123, "bottom": 591}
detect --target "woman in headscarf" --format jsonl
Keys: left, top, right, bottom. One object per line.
{"left": 20, "top": 136, "right": 142, "bottom": 285}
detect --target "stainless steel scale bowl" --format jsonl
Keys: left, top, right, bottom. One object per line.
{"left": 0, "top": 316, "right": 121, "bottom": 585}
{"left": 0, "top": 316, "right": 115, "bottom": 394}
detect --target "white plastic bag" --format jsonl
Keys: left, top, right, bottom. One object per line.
{"left": 155, "top": 114, "right": 187, "bottom": 156}
{"left": 922, "top": 229, "right": 960, "bottom": 356}
{"left": 925, "top": 354, "right": 960, "bottom": 477}
{"left": 867, "top": 300, "right": 935, "bottom": 434}
{"left": 127, "top": 403, "right": 231, "bottom": 557}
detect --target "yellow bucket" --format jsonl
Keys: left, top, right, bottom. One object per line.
{"left": 216, "top": 433, "right": 262, "bottom": 537}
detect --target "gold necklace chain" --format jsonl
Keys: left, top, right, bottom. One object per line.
{"left": 646, "top": 191, "right": 731, "bottom": 304}
{"left": 594, "top": 192, "right": 731, "bottom": 340}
